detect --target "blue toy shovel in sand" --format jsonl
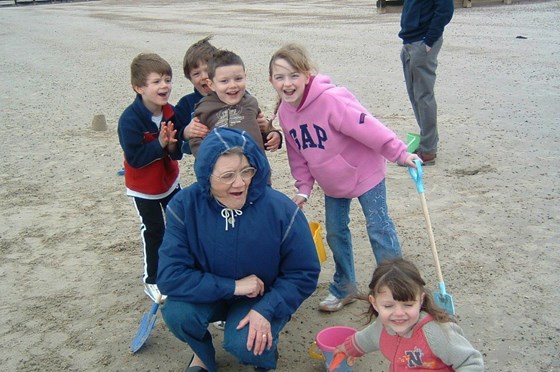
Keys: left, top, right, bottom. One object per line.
{"left": 408, "top": 160, "right": 456, "bottom": 316}
{"left": 130, "top": 302, "right": 159, "bottom": 353}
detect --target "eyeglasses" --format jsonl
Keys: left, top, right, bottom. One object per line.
{"left": 211, "top": 167, "right": 257, "bottom": 184}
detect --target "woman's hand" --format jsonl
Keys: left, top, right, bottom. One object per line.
{"left": 234, "top": 274, "right": 264, "bottom": 298}
{"left": 236, "top": 309, "right": 272, "bottom": 355}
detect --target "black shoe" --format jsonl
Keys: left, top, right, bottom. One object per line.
{"left": 185, "top": 355, "right": 208, "bottom": 372}
{"left": 186, "top": 367, "right": 208, "bottom": 372}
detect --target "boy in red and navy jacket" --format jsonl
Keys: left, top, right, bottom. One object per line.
{"left": 118, "top": 52, "right": 187, "bottom": 304}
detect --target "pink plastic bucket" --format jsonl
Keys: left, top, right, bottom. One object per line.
{"left": 315, "top": 326, "right": 357, "bottom": 371}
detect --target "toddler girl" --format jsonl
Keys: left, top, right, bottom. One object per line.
{"left": 336, "top": 258, "right": 484, "bottom": 370}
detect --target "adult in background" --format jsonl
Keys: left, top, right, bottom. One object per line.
{"left": 399, "top": 0, "right": 454, "bottom": 165}
{"left": 157, "top": 127, "right": 320, "bottom": 372}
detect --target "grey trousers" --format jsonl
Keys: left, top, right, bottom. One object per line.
{"left": 400, "top": 37, "right": 443, "bottom": 154}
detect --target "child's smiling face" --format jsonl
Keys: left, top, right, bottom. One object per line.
{"left": 208, "top": 64, "right": 246, "bottom": 106}
{"left": 370, "top": 286, "right": 425, "bottom": 336}
{"left": 269, "top": 58, "right": 309, "bottom": 107}
{"left": 189, "top": 62, "right": 212, "bottom": 96}
{"left": 134, "top": 72, "right": 172, "bottom": 115}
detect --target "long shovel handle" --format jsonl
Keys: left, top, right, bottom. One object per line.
{"left": 409, "top": 160, "right": 445, "bottom": 284}
{"left": 418, "top": 191, "right": 445, "bottom": 284}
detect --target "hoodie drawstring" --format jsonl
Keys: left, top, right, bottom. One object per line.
{"left": 221, "top": 207, "right": 242, "bottom": 231}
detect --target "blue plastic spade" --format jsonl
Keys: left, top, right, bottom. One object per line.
{"left": 408, "top": 160, "right": 456, "bottom": 316}
{"left": 130, "top": 302, "right": 159, "bottom": 353}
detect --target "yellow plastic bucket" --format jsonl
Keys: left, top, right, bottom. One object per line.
{"left": 309, "top": 221, "right": 327, "bottom": 264}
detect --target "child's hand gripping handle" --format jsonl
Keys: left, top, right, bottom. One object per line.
{"left": 408, "top": 159, "right": 424, "bottom": 193}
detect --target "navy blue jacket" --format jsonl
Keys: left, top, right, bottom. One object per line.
{"left": 175, "top": 88, "right": 204, "bottom": 123}
{"left": 175, "top": 89, "right": 204, "bottom": 155}
{"left": 399, "top": 0, "right": 454, "bottom": 47}
{"left": 157, "top": 128, "right": 320, "bottom": 321}
{"left": 117, "top": 94, "right": 186, "bottom": 196}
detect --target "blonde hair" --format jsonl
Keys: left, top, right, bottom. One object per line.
{"left": 268, "top": 43, "right": 317, "bottom": 77}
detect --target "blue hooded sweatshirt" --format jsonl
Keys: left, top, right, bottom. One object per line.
{"left": 157, "top": 128, "right": 320, "bottom": 321}
{"left": 399, "top": 0, "right": 454, "bottom": 47}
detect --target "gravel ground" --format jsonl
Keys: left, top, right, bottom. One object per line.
{"left": 0, "top": 0, "right": 559, "bottom": 371}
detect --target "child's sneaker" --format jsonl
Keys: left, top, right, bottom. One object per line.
{"left": 212, "top": 321, "right": 225, "bottom": 331}
{"left": 318, "top": 293, "right": 356, "bottom": 312}
{"left": 144, "top": 283, "right": 166, "bottom": 304}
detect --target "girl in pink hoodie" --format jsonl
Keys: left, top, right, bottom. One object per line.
{"left": 268, "top": 43, "right": 420, "bottom": 312}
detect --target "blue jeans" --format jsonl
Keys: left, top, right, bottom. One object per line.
{"left": 324, "top": 179, "right": 402, "bottom": 299}
{"left": 161, "top": 298, "right": 289, "bottom": 372}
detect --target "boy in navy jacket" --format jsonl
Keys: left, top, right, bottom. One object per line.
{"left": 117, "top": 52, "right": 186, "bottom": 303}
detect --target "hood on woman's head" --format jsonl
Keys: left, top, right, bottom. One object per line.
{"left": 194, "top": 128, "right": 271, "bottom": 201}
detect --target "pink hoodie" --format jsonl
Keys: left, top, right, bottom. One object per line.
{"left": 277, "top": 74, "right": 410, "bottom": 198}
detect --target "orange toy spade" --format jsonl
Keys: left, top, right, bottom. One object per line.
{"left": 329, "top": 352, "right": 347, "bottom": 372}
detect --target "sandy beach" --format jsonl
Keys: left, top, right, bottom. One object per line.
{"left": 0, "top": 0, "right": 559, "bottom": 371}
